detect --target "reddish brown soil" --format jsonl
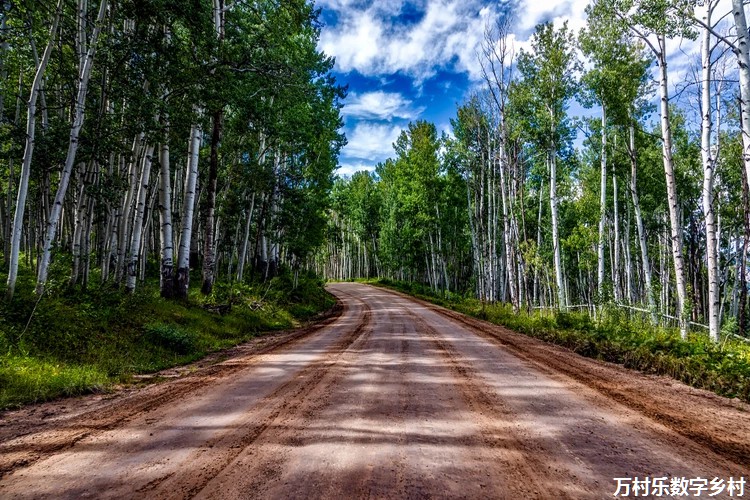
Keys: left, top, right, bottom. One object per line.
{"left": 0, "top": 283, "right": 748, "bottom": 499}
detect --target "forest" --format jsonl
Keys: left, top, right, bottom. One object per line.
{"left": 0, "top": 0, "right": 344, "bottom": 301}
{"left": 0, "top": 0, "right": 344, "bottom": 407}
{"left": 318, "top": 0, "right": 750, "bottom": 345}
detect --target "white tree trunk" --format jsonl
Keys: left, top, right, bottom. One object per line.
{"left": 657, "top": 35, "right": 689, "bottom": 338}
{"left": 534, "top": 180, "right": 544, "bottom": 306}
{"left": 701, "top": 3, "right": 720, "bottom": 341}
{"left": 597, "top": 103, "right": 607, "bottom": 297}
{"left": 237, "top": 192, "right": 256, "bottom": 282}
{"left": 549, "top": 148, "right": 566, "bottom": 309}
{"left": 36, "top": 0, "right": 108, "bottom": 295}
{"left": 125, "top": 145, "right": 155, "bottom": 292}
{"left": 116, "top": 136, "right": 143, "bottom": 281}
{"left": 732, "top": 0, "right": 750, "bottom": 194}
{"left": 498, "top": 142, "right": 518, "bottom": 311}
{"left": 175, "top": 117, "right": 202, "bottom": 299}
{"left": 6, "top": 0, "right": 62, "bottom": 300}
{"left": 612, "top": 159, "right": 621, "bottom": 302}
{"left": 158, "top": 132, "right": 174, "bottom": 298}
{"left": 71, "top": 163, "right": 92, "bottom": 285}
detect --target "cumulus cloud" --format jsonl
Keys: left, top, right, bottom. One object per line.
{"left": 318, "top": 0, "right": 602, "bottom": 83}
{"left": 516, "top": 0, "right": 590, "bottom": 34}
{"left": 344, "top": 91, "right": 425, "bottom": 120}
{"left": 343, "top": 122, "right": 403, "bottom": 161}
{"left": 320, "top": 0, "right": 737, "bottom": 175}
{"left": 320, "top": 0, "right": 494, "bottom": 82}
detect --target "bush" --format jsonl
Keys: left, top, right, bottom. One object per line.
{"left": 144, "top": 323, "right": 197, "bottom": 354}
{"left": 0, "top": 261, "right": 335, "bottom": 410}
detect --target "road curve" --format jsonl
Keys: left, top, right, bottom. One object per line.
{"left": 1, "top": 282, "right": 748, "bottom": 499}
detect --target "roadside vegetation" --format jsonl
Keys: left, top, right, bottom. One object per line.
{"left": 0, "top": 264, "right": 334, "bottom": 410}
{"left": 0, "top": 2, "right": 341, "bottom": 411}
{"left": 371, "top": 278, "right": 750, "bottom": 404}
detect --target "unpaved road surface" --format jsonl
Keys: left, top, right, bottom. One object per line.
{"left": 1, "top": 283, "right": 748, "bottom": 499}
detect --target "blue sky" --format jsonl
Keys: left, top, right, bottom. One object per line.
{"left": 316, "top": 0, "right": 711, "bottom": 176}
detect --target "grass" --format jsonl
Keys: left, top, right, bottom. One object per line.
{"left": 0, "top": 265, "right": 335, "bottom": 410}
{"left": 369, "top": 278, "right": 750, "bottom": 404}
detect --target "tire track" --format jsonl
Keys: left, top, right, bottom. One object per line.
{"left": 0, "top": 303, "right": 344, "bottom": 480}
{"left": 404, "top": 309, "right": 586, "bottom": 499}
{"left": 144, "top": 293, "right": 373, "bottom": 499}
{"left": 390, "top": 287, "right": 750, "bottom": 473}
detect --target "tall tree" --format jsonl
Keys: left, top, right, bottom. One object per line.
{"left": 516, "top": 22, "right": 579, "bottom": 309}
{"left": 36, "top": 0, "right": 109, "bottom": 295}
{"left": 6, "top": 0, "right": 62, "bottom": 300}
{"left": 600, "top": 0, "right": 696, "bottom": 337}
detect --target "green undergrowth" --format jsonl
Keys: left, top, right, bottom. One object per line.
{"left": 0, "top": 265, "right": 335, "bottom": 410}
{"left": 370, "top": 278, "right": 750, "bottom": 404}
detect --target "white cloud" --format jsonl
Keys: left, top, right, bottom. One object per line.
{"left": 321, "top": 0, "right": 743, "bottom": 176}
{"left": 321, "top": 11, "right": 384, "bottom": 74}
{"left": 344, "top": 91, "right": 424, "bottom": 120}
{"left": 319, "top": 0, "right": 597, "bottom": 83}
{"left": 337, "top": 162, "right": 378, "bottom": 177}
{"left": 343, "top": 122, "right": 403, "bottom": 161}
{"left": 320, "top": 0, "right": 495, "bottom": 82}
{"left": 516, "top": 0, "right": 590, "bottom": 34}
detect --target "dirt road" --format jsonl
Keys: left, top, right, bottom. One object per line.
{"left": 1, "top": 283, "right": 748, "bottom": 498}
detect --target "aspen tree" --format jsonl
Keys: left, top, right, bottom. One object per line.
{"left": 175, "top": 117, "right": 202, "bottom": 299}
{"left": 36, "top": 0, "right": 108, "bottom": 295}
{"left": 6, "top": 0, "right": 63, "bottom": 300}
{"left": 599, "top": 0, "right": 695, "bottom": 337}
{"left": 699, "top": 0, "right": 721, "bottom": 341}
{"left": 516, "top": 22, "right": 578, "bottom": 309}
{"left": 158, "top": 121, "right": 174, "bottom": 298}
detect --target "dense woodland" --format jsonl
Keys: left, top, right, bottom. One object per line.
{"left": 4, "top": 0, "right": 750, "bottom": 349}
{"left": 317, "top": 0, "right": 750, "bottom": 343}
{"left": 0, "top": 0, "right": 344, "bottom": 301}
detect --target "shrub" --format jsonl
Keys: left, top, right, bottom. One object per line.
{"left": 144, "top": 323, "right": 197, "bottom": 354}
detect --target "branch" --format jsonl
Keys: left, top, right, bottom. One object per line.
{"left": 691, "top": 14, "right": 739, "bottom": 52}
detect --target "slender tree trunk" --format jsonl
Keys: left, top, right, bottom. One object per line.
{"left": 175, "top": 117, "right": 202, "bottom": 299}
{"left": 201, "top": 110, "right": 222, "bottom": 295}
{"left": 237, "top": 195, "right": 256, "bottom": 283}
{"left": 740, "top": 173, "right": 750, "bottom": 336}
{"left": 3, "top": 71, "right": 22, "bottom": 266}
{"left": 549, "top": 147, "right": 565, "bottom": 309}
{"left": 158, "top": 125, "right": 174, "bottom": 298}
{"left": 624, "top": 201, "right": 633, "bottom": 303}
{"left": 597, "top": 102, "right": 607, "bottom": 297}
{"left": 116, "top": 138, "right": 141, "bottom": 281}
{"left": 534, "top": 180, "right": 544, "bottom": 306}
{"left": 36, "top": 0, "right": 108, "bottom": 295}
{"left": 731, "top": 0, "right": 750, "bottom": 196}
{"left": 612, "top": 157, "right": 621, "bottom": 302}
{"left": 6, "top": 0, "right": 62, "bottom": 300}
{"left": 70, "top": 164, "right": 92, "bottom": 285}
{"left": 701, "top": 4, "right": 720, "bottom": 341}
{"left": 125, "top": 145, "right": 154, "bottom": 292}
{"left": 656, "top": 36, "right": 688, "bottom": 338}
{"left": 498, "top": 144, "right": 518, "bottom": 312}
{"left": 629, "top": 123, "right": 658, "bottom": 323}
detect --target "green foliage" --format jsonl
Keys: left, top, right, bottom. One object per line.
{"left": 0, "top": 356, "right": 109, "bottom": 410}
{"left": 515, "top": 21, "right": 579, "bottom": 154}
{"left": 0, "top": 268, "right": 333, "bottom": 410}
{"left": 145, "top": 323, "right": 197, "bottom": 354}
